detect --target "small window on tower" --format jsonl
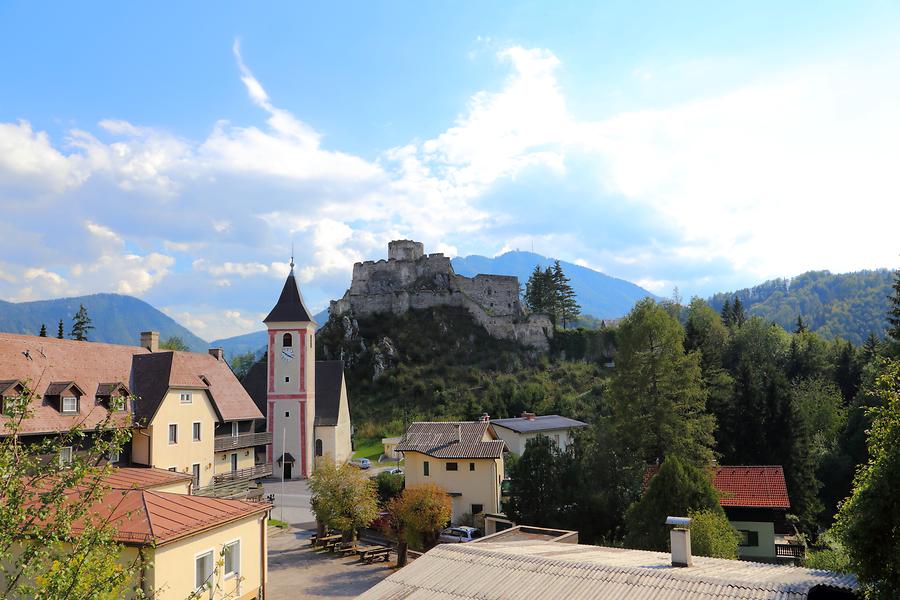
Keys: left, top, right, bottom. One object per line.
{"left": 285, "top": 411, "right": 290, "bottom": 418}
{"left": 283, "top": 333, "right": 292, "bottom": 347}
{"left": 285, "top": 376, "right": 290, "bottom": 383}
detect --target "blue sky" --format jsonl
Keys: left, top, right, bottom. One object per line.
{"left": 1, "top": 2, "right": 899, "bottom": 339}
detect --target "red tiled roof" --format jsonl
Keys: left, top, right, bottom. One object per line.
{"left": 71, "top": 490, "right": 270, "bottom": 545}
{"left": 644, "top": 465, "right": 791, "bottom": 509}
{"left": 99, "top": 467, "right": 194, "bottom": 490}
{"left": 396, "top": 422, "right": 507, "bottom": 459}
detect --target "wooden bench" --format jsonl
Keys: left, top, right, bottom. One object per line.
{"left": 310, "top": 533, "right": 341, "bottom": 547}
{"left": 358, "top": 546, "right": 391, "bottom": 564}
{"left": 335, "top": 541, "right": 360, "bottom": 556}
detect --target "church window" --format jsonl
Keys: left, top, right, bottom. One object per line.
{"left": 315, "top": 439, "right": 323, "bottom": 456}
{"left": 283, "top": 333, "right": 293, "bottom": 347}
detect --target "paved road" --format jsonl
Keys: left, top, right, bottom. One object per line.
{"left": 262, "top": 478, "right": 315, "bottom": 527}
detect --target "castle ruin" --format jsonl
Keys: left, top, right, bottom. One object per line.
{"left": 330, "top": 240, "right": 552, "bottom": 349}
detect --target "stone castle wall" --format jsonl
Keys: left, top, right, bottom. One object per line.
{"left": 330, "top": 242, "right": 552, "bottom": 349}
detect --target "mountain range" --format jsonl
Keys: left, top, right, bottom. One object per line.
{"left": 0, "top": 294, "right": 207, "bottom": 350}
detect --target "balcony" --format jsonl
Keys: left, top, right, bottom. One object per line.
{"left": 775, "top": 543, "right": 805, "bottom": 561}
{"left": 212, "top": 462, "right": 273, "bottom": 484}
{"left": 193, "top": 462, "right": 274, "bottom": 499}
{"left": 214, "top": 431, "right": 273, "bottom": 452}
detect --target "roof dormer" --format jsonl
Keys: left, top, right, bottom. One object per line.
{"left": 45, "top": 381, "right": 86, "bottom": 414}
{"left": 95, "top": 382, "right": 130, "bottom": 412}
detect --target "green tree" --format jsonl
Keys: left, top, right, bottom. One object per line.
{"left": 688, "top": 509, "right": 740, "bottom": 559}
{"left": 834, "top": 359, "right": 900, "bottom": 597}
{"left": 385, "top": 483, "right": 452, "bottom": 567}
{"left": 0, "top": 383, "right": 139, "bottom": 598}
{"left": 731, "top": 296, "right": 746, "bottom": 327}
{"left": 551, "top": 261, "right": 580, "bottom": 329}
{"left": 524, "top": 266, "right": 557, "bottom": 325}
{"left": 624, "top": 455, "right": 722, "bottom": 551}
{"left": 720, "top": 299, "right": 733, "bottom": 327}
{"left": 38, "top": 324, "right": 47, "bottom": 337}
{"left": 795, "top": 315, "right": 808, "bottom": 334}
{"left": 231, "top": 352, "right": 257, "bottom": 381}
{"left": 56, "top": 319, "right": 64, "bottom": 339}
{"left": 609, "top": 298, "right": 715, "bottom": 467}
{"left": 374, "top": 471, "right": 405, "bottom": 505}
{"left": 159, "top": 336, "right": 189, "bottom": 351}
{"left": 69, "top": 304, "right": 93, "bottom": 342}
{"left": 308, "top": 460, "right": 379, "bottom": 541}
{"left": 887, "top": 268, "right": 900, "bottom": 344}
{"left": 507, "top": 435, "right": 577, "bottom": 529}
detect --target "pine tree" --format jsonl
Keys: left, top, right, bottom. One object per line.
{"left": 720, "top": 299, "right": 733, "bottom": 327}
{"left": 551, "top": 260, "right": 580, "bottom": 329}
{"left": 524, "top": 265, "right": 558, "bottom": 326}
{"left": 69, "top": 304, "right": 93, "bottom": 342}
{"left": 731, "top": 296, "right": 746, "bottom": 327}
{"left": 888, "top": 268, "right": 900, "bottom": 344}
{"left": 794, "top": 315, "right": 807, "bottom": 334}
{"left": 57, "top": 320, "right": 64, "bottom": 339}
{"left": 862, "top": 332, "right": 880, "bottom": 364}
{"left": 38, "top": 324, "right": 47, "bottom": 337}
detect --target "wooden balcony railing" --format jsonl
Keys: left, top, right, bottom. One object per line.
{"left": 214, "top": 431, "right": 273, "bottom": 452}
{"left": 212, "top": 462, "right": 273, "bottom": 484}
{"left": 775, "top": 543, "right": 805, "bottom": 560}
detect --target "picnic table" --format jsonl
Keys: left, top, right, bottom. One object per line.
{"left": 357, "top": 545, "right": 392, "bottom": 564}
{"left": 310, "top": 533, "right": 341, "bottom": 548}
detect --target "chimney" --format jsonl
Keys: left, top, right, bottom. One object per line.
{"left": 456, "top": 424, "right": 461, "bottom": 443}
{"left": 666, "top": 516, "right": 692, "bottom": 567}
{"left": 480, "top": 412, "right": 490, "bottom": 422}
{"left": 208, "top": 348, "right": 224, "bottom": 361}
{"left": 140, "top": 331, "right": 159, "bottom": 352}
{"left": 520, "top": 411, "right": 536, "bottom": 421}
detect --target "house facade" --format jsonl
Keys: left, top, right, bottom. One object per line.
{"left": 0, "top": 331, "right": 271, "bottom": 498}
{"left": 488, "top": 412, "right": 588, "bottom": 455}
{"left": 396, "top": 421, "right": 507, "bottom": 524}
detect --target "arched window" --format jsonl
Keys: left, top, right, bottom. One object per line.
{"left": 315, "top": 439, "right": 323, "bottom": 456}
{"left": 282, "top": 333, "right": 293, "bottom": 347}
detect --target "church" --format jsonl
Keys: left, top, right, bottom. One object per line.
{"left": 242, "top": 262, "right": 353, "bottom": 479}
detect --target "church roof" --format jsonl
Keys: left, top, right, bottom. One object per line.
{"left": 315, "top": 360, "right": 345, "bottom": 427}
{"left": 264, "top": 269, "right": 314, "bottom": 324}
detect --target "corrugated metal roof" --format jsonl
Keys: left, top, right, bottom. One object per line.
{"left": 396, "top": 422, "right": 506, "bottom": 459}
{"left": 358, "top": 541, "right": 857, "bottom": 600}
{"left": 490, "top": 415, "right": 588, "bottom": 434}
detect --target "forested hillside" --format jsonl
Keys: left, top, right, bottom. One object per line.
{"left": 708, "top": 269, "right": 893, "bottom": 344}
{"left": 0, "top": 293, "right": 207, "bottom": 349}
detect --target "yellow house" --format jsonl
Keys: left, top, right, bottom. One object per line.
{"left": 397, "top": 421, "right": 507, "bottom": 524}
{"left": 130, "top": 341, "right": 269, "bottom": 493}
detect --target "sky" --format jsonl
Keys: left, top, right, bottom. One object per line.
{"left": 1, "top": 2, "right": 899, "bottom": 340}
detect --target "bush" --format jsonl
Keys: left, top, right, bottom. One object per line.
{"left": 374, "top": 471, "right": 405, "bottom": 505}
{"left": 688, "top": 509, "right": 740, "bottom": 559}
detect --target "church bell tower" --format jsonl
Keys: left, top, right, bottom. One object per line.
{"left": 264, "top": 258, "right": 317, "bottom": 479}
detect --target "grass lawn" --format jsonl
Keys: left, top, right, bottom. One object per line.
{"left": 268, "top": 518, "right": 289, "bottom": 529}
{"left": 352, "top": 438, "right": 401, "bottom": 466}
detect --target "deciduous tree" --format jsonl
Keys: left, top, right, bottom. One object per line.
{"left": 385, "top": 484, "right": 452, "bottom": 567}
{"left": 159, "top": 336, "right": 190, "bottom": 351}
{"left": 308, "top": 460, "right": 379, "bottom": 541}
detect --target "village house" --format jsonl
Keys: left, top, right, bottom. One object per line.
{"left": 488, "top": 412, "right": 588, "bottom": 455}
{"left": 242, "top": 263, "right": 353, "bottom": 476}
{"left": 359, "top": 523, "right": 857, "bottom": 600}
{"left": 0, "top": 331, "right": 271, "bottom": 498}
{"left": 645, "top": 464, "right": 802, "bottom": 562}
{"left": 396, "top": 420, "right": 507, "bottom": 524}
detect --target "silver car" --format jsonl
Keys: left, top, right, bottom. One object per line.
{"left": 438, "top": 526, "right": 482, "bottom": 543}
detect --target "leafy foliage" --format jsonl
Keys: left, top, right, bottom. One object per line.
{"left": 523, "top": 261, "right": 581, "bottom": 328}
{"left": 507, "top": 435, "right": 578, "bottom": 528}
{"left": 624, "top": 455, "right": 722, "bottom": 551}
{"left": 385, "top": 484, "right": 452, "bottom": 566}
{"left": 158, "top": 335, "right": 190, "bottom": 351}
{"left": 688, "top": 509, "right": 740, "bottom": 559}
{"left": 834, "top": 359, "right": 900, "bottom": 597}
{"left": 230, "top": 351, "right": 257, "bottom": 380}
{"left": 308, "top": 460, "right": 379, "bottom": 536}
{"left": 374, "top": 471, "right": 405, "bottom": 505}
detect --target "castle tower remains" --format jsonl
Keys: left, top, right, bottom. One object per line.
{"left": 388, "top": 240, "right": 424, "bottom": 262}
{"left": 264, "top": 262, "right": 317, "bottom": 479}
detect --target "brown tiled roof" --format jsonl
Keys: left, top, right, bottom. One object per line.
{"left": 96, "top": 382, "right": 128, "bottom": 396}
{"left": 396, "top": 421, "right": 507, "bottom": 459}
{"left": 0, "top": 333, "right": 146, "bottom": 435}
{"left": 0, "top": 333, "right": 262, "bottom": 435}
{"left": 644, "top": 465, "right": 792, "bottom": 509}
{"left": 98, "top": 467, "right": 194, "bottom": 490}
{"left": 132, "top": 351, "right": 263, "bottom": 424}
{"left": 45, "top": 381, "right": 84, "bottom": 396}
{"left": 70, "top": 489, "right": 270, "bottom": 546}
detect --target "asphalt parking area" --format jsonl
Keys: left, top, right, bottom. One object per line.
{"left": 267, "top": 528, "right": 393, "bottom": 599}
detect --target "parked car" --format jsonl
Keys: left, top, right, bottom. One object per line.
{"left": 438, "top": 526, "right": 482, "bottom": 543}
{"left": 350, "top": 458, "right": 371, "bottom": 469}
{"left": 387, "top": 467, "right": 403, "bottom": 475}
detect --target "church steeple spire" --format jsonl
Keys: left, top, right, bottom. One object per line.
{"left": 264, "top": 261, "right": 314, "bottom": 324}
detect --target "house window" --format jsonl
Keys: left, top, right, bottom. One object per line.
{"left": 168, "top": 424, "right": 178, "bottom": 444}
{"left": 469, "top": 462, "right": 475, "bottom": 471}
{"left": 446, "top": 462, "right": 458, "bottom": 471}
{"left": 283, "top": 333, "right": 292, "bottom": 347}
{"left": 315, "top": 439, "right": 323, "bottom": 456}
{"left": 232, "top": 422, "right": 239, "bottom": 437}
{"left": 62, "top": 396, "right": 78, "bottom": 413}
{"left": 472, "top": 504, "right": 484, "bottom": 515}
{"left": 739, "top": 530, "right": 759, "bottom": 547}
{"left": 424, "top": 461, "right": 430, "bottom": 477}
{"left": 108, "top": 450, "right": 120, "bottom": 463}
{"left": 230, "top": 453, "right": 238, "bottom": 472}
{"left": 192, "top": 463, "right": 201, "bottom": 488}
{"left": 59, "top": 446, "right": 73, "bottom": 466}
{"left": 168, "top": 466, "right": 177, "bottom": 472}
{"left": 193, "top": 422, "right": 201, "bottom": 442}
{"left": 224, "top": 540, "right": 240, "bottom": 578}
{"left": 195, "top": 550, "right": 214, "bottom": 591}
{"left": 180, "top": 393, "right": 192, "bottom": 404}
